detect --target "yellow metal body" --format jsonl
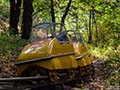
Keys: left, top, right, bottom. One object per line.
{"left": 16, "top": 36, "right": 78, "bottom": 76}
{"left": 73, "top": 42, "right": 93, "bottom": 67}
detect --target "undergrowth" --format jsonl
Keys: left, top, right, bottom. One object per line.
{"left": 89, "top": 43, "right": 120, "bottom": 88}
{"left": 0, "top": 32, "right": 28, "bottom": 77}
{"left": 104, "top": 53, "right": 120, "bottom": 87}
{"left": 0, "top": 32, "right": 28, "bottom": 61}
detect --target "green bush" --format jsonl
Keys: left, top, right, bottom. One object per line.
{"left": 0, "top": 32, "right": 28, "bottom": 62}
{"left": 0, "top": 0, "right": 9, "bottom": 18}
{"left": 89, "top": 45, "right": 115, "bottom": 59}
{"left": 90, "top": 43, "right": 120, "bottom": 87}
{"left": 0, "top": 32, "right": 28, "bottom": 77}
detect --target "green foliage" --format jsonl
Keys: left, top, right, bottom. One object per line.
{"left": 90, "top": 45, "right": 115, "bottom": 59}
{"left": 90, "top": 42, "right": 120, "bottom": 87}
{"left": 0, "top": 0, "right": 120, "bottom": 81}
{"left": 90, "top": 43, "right": 120, "bottom": 87}
{"left": 32, "top": 0, "right": 120, "bottom": 42}
{"left": 104, "top": 57, "right": 120, "bottom": 86}
{"left": 0, "top": 32, "right": 28, "bottom": 62}
{"left": 0, "top": 0, "right": 9, "bottom": 5}
{"left": 0, "top": 0, "right": 9, "bottom": 18}
{"left": 106, "top": 70, "right": 120, "bottom": 86}
{"left": 33, "top": 0, "right": 51, "bottom": 22}
{"left": 0, "top": 32, "right": 28, "bottom": 77}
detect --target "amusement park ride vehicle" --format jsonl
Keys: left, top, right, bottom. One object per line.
{"left": 16, "top": 23, "right": 78, "bottom": 81}
{"left": 67, "top": 30, "right": 94, "bottom": 77}
{"left": 0, "top": 23, "right": 94, "bottom": 90}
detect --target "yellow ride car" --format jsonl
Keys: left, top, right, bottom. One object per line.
{"left": 15, "top": 23, "right": 78, "bottom": 81}
{"left": 67, "top": 30, "right": 94, "bottom": 77}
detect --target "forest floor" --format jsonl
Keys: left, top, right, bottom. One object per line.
{"left": 64, "top": 58, "right": 116, "bottom": 90}
{"left": 83, "top": 59, "right": 109, "bottom": 90}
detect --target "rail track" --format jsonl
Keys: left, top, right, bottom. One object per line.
{"left": 0, "top": 64, "right": 94, "bottom": 90}
{"left": 0, "top": 76, "right": 65, "bottom": 90}
{"left": 0, "top": 73, "right": 94, "bottom": 90}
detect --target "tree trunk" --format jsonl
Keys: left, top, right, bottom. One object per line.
{"left": 61, "top": 0, "right": 72, "bottom": 24}
{"left": 51, "top": 0, "right": 55, "bottom": 23}
{"left": 88, "top": 10, "right": 92, "bottom": 43}
{"left": 21, "top": 0, "right": 33, "bottom": 39}
{"left": 93, "top": 12, "right": 99, "bottom": 45}
{"left": 9, "top": 0, "right": 21, "bottom": 34}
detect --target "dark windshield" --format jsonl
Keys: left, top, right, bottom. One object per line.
{"left": 67, "top": 30, "right": 84, "bottom": 44}
{"left": 30, "top": 23, "right": 67, "bottom": 42}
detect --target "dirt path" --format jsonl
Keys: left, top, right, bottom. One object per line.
{"left": 64, "top": 59, "right": 112, "bottom": 90}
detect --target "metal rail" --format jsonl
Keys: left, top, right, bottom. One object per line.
{"left": 0, "top": 77, "right": 65, "bottom": 90}
{"left": 0, "top": 76, "right": 49, "bottom": 82}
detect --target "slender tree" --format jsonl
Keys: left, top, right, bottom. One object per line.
{"left": 9, "top": 0, "right": 21, "bottom": 34}
{"left": 61, "top": 0, "right": 72, "bottom": 24}
{"left": 50, "top": 0, "right": 55, "bottom": 23}
{"left": 21, "top": 0, "right": 33, "bottom": 39}
{"left": 88, "top": 10, "right": 92, "bottom": 43}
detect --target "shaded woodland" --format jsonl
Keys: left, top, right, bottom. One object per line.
{"left": 0, "top": 0, "right": 120, "bottom": 89}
